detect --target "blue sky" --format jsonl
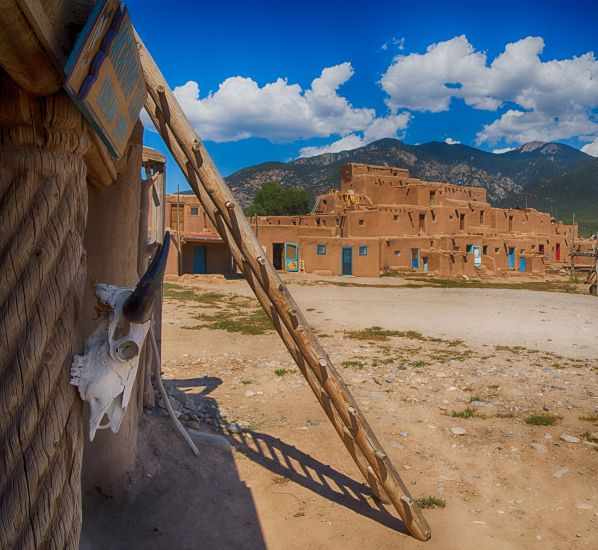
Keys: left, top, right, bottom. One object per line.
{"left": 129, "top": 0, "right": 598, "bottom": 192}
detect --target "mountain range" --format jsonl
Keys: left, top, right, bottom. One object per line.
{"left": 224, "top": 139, "right": 598, "bottom": 235}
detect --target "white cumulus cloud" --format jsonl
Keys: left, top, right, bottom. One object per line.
{"left": 380, "top": 35, "right": 598, "bottom": 145}
{"left": 298, "top": 113, "right": 410, "bottom": 157}
{"left": 581, "top": 138, "right": 598, "bottom": 157}
{"left": 444, "top": 137, "right": 460, "bottom": 145}
{"left": 492, "top": 147, "right": 515, "bottom": 154}
{"left": 168, "top": 62, "right": 377, "bottom": 143}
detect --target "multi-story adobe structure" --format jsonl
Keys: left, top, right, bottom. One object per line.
{"left": 165, "top": 162, "right": 579, "bottom": 278}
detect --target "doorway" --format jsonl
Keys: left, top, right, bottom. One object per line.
{"left": 342, "top": 246, "right": 353, "bottom": 275}
{"left": 193, "top": 246, "right": 206, "bottom": 274}
{"left": 285, "top": 242, "right": 299, "bottom": 272}
{"left": 507, "top": 247, "right": 515, "bottom": 270}
{"left": 272, "top": 243, "right": 284, "bottom": 270}
{"left": 555, "top": 243, "right": 561, "bottom": 261}
{"left": 423, "top": 256, "right": 429, "bottom": 273}
{"left": 519, "top": 256, "right": 527, "bottom": 272}
{"left": 411, "top": 248, "right": 420, "bottom": 269}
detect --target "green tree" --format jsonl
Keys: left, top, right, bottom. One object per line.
{"left": 245, "top": 181, "right": 311, "bottom": 216}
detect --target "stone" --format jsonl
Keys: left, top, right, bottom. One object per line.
{"left": 560, "top": 433, "right": 580, "bottom": 444}
{"left": 227, "top": 422, "right": 242, "bottom": 434}
{"left": 451, "top": 427, "right": 467, "bottom": 436}
{"left": 244, "top": 389, "right": 256, "bottom": 397}
{"left": 553, "top": 467, "right": 569, "bottom": 479}
{"left": 530, "top": 443, "right": 546, "bottom": 454}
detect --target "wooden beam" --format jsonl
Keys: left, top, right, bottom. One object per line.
{"left": 136, "top": 30, "right": 431, "bottom": 541}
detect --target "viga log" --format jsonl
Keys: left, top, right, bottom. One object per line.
{"left": 135, "top": 32, "right": 431, "bottom": 541}
{"left": 0, "top": 75, "right": 87, "bottom": 550}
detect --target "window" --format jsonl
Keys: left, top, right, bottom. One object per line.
{"left": 480, "top": 210, "right": 485, "bottom": 224}
{"left": 359, "top": 245, "right": 368, "bottom": 256}
{"left": 190, "top": 207, "right": 199, "bottom": 216}
{"left": 393, "top": 214, "right": 400, "bottom": 221}
{"left": 431, "top": 210, "right": 436, "bottom": 222}
{"left": 459, "top": 213, "right": 465, "bottom": 230}
{"left": 466, "top": 244, "right": 473, "bottom": 253}
{"left": 358, "top": 219, "right": 365, "bottom": 226}
{"left": 317, "top": 244, "right": 327, "bottom": 256}
{"left": 483, "top": 245, "right": 488, "bottom": 255}
{"left": 539, "top": 244, "right": 545, "bottom": 254}
{"left": 394, "top": 250, "right": 401, "bottom": 256}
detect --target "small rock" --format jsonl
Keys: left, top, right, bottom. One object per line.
{"left": 576, "top": 502, "right": 593, "bottom": 510}
{"left": 451, "top": 427, "right": 467, "bottom": 436}
{"left": 560, "top": 433, "right": 580, "bottom": 444}
{"left": 244, "top": 390, "right": 256, "bottom": 397}
{"left": 543, "top": 405, "right": 550, "bottom": 412}
{"left": 530, "top": 443, "right": 547, "bottom": 455}
{"left": 399, "top": 431, "right": 409, "bottom": 437}
{"left": 227, "top": 422, "right": 242, "bottom": 434}
{"left": 553, "top": 467, "right": 569, "bottom": 479}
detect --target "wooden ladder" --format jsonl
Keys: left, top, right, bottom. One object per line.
{"left": 135, "top": 30, "right": 431, "bottom": 541}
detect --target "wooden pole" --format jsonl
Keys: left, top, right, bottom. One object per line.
{"left": 136, "top": 32, "right": 431, "bottom": 541}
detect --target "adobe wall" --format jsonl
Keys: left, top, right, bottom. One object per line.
{"left": 299, "top": 237, "right": 381, "bottom": 277}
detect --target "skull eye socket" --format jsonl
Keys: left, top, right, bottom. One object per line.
{"left": 116, "top": 340, "right": 139, "bottom": 361}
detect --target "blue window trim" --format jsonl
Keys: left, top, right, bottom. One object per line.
{"left": 317, "top": 244, "right": 327, "bottom": 256}
{"left": 359, "top": 245, "right": 368, "bottom": 256}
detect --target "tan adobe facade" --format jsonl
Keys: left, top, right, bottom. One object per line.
{"left": 165, "top": 162, "right": 579, "bottom": 278}
{"left": 165, "top": 193, "right": 234, "bottom": 275}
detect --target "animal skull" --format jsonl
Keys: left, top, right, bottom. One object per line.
{"left": 71, "top": 232, "right": 170, "bottom": 441}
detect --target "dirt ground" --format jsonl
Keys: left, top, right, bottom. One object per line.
{"left": 82, "top": 273, "right": 598, "bottom": 550}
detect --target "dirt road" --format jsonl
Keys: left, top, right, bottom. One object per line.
{"left": 82, "top": 275, "right": 598, "bottom": 550}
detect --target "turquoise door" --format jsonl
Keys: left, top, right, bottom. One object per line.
{"left": 285, "top": 242, "right": 299, "bottom": 272}
{"left": 519, "top": 256, "right": 527, "bottom": 272}
{"left": 342, "top": 247, "right": 352, "bottom": 275}
{"left": 507, "top": 247, "right": 515, "bottom": 270}
{"left": 411, "top": 248, "right": 420, "bottom": 269}
{"left": 193, "top": 246, "right": 206, "bottom": 273}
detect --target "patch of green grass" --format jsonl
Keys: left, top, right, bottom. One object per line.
{"left": 274, "top": 368, "right": 290, "bottom": 377}
{"left": 164, "top": 284, "right": 229, "bottom": 304}
{"left": 415, "top": 496, "right": 446, "bottom": 509}
{"left": 345, "top": 326, "right": 403, "bottom": 341}
{"left": 372, "top": 357, "right": 396, "bottom": 367}
{"left": 451, "top": 408, "right": 476, "bottom": 419}
{"left": 207, "top": 309, "right": 273, "bottom": 335}
{"left": 411, "top": 360, "right": 427, "bottom": 369}
{"left": 525, "top": 413, "right": 560, "bottom": 426}
{"left": 495, "top": 345, "right": 528, "bottom": 354}
{"left": 401, "top": 276, "right": 579, "bottom": 294}
{"left": 437, "top": 350, "right": 475, "bottom": 363}
{"left": 342, "top": 360, "right": 366, "bottom": 369}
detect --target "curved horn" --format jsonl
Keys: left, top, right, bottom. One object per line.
{"left": 123, "top": 231, "right": 171, "bottom": 323}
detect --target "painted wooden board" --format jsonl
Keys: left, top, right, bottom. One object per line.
{"left": 64, "top": 0, "right": 146, "bottom": 158}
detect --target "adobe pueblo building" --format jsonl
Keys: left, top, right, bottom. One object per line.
{"left": 165, "top": 162, "right": 578, "bottom": 278}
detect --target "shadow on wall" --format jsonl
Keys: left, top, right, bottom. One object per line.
{"left": 80, "top": 374, "right": 407, "bottom": 549}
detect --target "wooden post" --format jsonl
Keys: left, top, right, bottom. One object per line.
{"left": 136, "top": 32, "right": 431, "bottom": 541}
{"left": 0, "top": 75, "right": 87, "bottom": 550}
{"left": 81, "top": 123, "right": 145, "bottom": 498}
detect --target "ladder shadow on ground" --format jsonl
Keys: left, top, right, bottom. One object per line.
{"left": 166, "top": 376, "right": 408, "bottom": 536}
{"left": 219, "top": 426, "right": 408, "bottom": 535}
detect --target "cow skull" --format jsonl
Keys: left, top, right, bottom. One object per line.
{"left": 71, "top": 232, "right": 171, "bottom": 441}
